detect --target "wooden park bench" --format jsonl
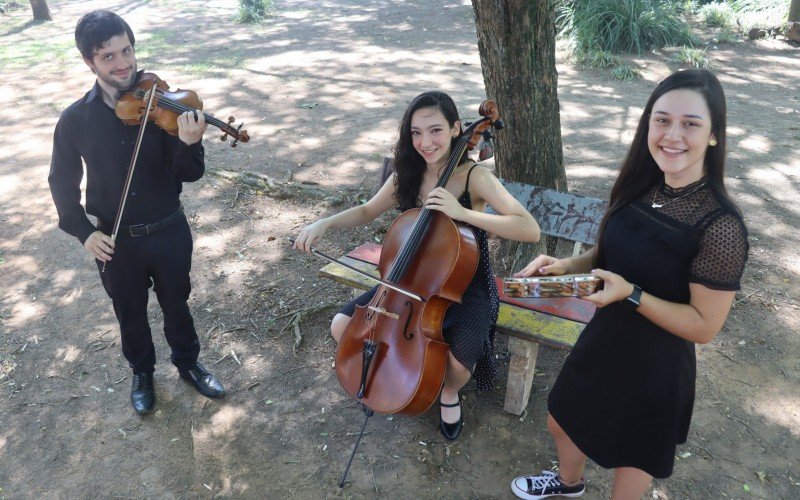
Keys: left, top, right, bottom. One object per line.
{"left": 318, "top": 158, "right": 608, "bottom": 415}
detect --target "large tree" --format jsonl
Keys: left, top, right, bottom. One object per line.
{"left": 471, "top": 0, "right": 566, "bottom": 264}
{"left": 790, "top": 0, "right": 800, "bottom": 22}
{"left": 29, "top": 0, "right": 52, "bottom": 21}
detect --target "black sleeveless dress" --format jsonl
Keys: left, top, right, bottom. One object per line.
{"left": 339, "top": 165, "right": 499, "bottom": 390}
{"left": 547, "top": 179, "right": 749, "bottom": 478}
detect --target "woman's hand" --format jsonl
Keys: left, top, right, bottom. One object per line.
{"left": 293, "top": 220, "right": 329, "bottom": 254}
{"left": 583, "top": 268, "right": 634, "bottom": 308}
{"left": 513, "top": 254, "right": 566, "bottom": 277}
{"left": 425, "top": 187, "right": 466, "bottom": 221}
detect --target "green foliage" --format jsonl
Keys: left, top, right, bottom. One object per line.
{"left": 558, "top": 0, "right": 696, "bottom": 54}
{"left": 699, "top": 2, "right": 737, "bottom": 28}
{"left": 576, "top": 49, "right": 622, "bottom": 69}
{"left": 236, "top": 0, "right": 272, "bottom": 23}
{"left": 714, "top": 27, "right": 741, "bottom": 44}
{"left": 672, "top": 46, "right": 709, "bottom": 68}
{"left": 610, "top": 64, "right": 642, "bottom": 81}
{"left": 728, "top": 0, "right": 789, "bottom": 31}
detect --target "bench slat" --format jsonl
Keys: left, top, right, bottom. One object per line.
{"left": 318, "top": 255, "right": 582, "bottom": 348}
{"left": 343, "top": 243, "right": 595, "bottom": 324}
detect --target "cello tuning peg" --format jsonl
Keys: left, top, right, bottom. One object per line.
{"left": 227, "top": 116, "right": 235, "bottom": 124}
{"left": 493, "top": 119, "right": 505, "bottom": 130}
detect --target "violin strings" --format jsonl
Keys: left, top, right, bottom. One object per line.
{"left": 152, "top": 95, "right": 237, "bottom": 134}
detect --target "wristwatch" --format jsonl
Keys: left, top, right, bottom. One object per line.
{"left": 623, "top": 284, "right": 643, "bottom": 310}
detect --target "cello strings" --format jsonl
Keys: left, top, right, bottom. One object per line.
{"left": 387, "top": 134, "right": 467, "bottom": 280}
{"left": 386, "top": 130, "right": 475, "bottom": 281}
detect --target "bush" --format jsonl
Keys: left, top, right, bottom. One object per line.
{"left": 610, "top": 64, "right": 642, "bottom": 81}
{"left": 699, "top": 2, "right": 736, "bottom": 28}
{"left": 728, "top": 0, "right": 789, "bottom": 32}
{"left": 714, "top": 27, "right": 741, "bottom": 44}
{"left": 558, "top": 0, "right": 696, "bottom": 54}
{"left": 672, "top": 46, "right": 710, "bottom": 68}
{"left": 236, "top": 0, "right": 271, "bottom": 23}
{"left": 576, "top": 49, "right": 622, "bottom": 69}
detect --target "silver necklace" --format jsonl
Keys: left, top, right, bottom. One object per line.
{"left": 651, "top": 180, "right": 707, "bottom": 209}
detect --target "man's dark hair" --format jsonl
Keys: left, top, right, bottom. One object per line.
{"left": 74, "top": 10, "right": 135, "bottom": 61}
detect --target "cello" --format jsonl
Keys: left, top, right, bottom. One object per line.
{"left": 334, "top": 100, "right": 503, "bottom": 485}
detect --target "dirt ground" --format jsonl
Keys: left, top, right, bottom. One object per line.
{"left": 1, "top": 0, "right": 799, "bottom": 498}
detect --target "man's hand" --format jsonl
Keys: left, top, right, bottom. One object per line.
{"left": 177, "top": 110, "right": 208, "bottom": 145}
{"left": 84, "top": 231, "right": 115, "bottom": 262}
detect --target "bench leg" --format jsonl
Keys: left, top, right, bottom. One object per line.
{"left": 503, "top": 336, "right": 540, "bottom": 415}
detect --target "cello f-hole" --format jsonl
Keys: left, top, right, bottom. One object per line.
{"left": 402, "top": 301, "right": 414, "bottom": 340}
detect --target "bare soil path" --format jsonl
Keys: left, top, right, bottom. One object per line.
{"left": 0, "top": 1, "right": 798, "bottom": 498}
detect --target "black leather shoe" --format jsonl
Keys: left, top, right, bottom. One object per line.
{"left": 179, "top": 362, "right": 226, "bottom": 399}
{"left": 439, "top": 396, "right": 463, "bottom": 441}
{"left": 131, "top": 372, "right": 155, "bottom": 415}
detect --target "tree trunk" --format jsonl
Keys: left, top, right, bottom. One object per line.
{"left": 29, "top": 0, "right": 52, "bottom": 21}
{"left": 790, "top": 0, "right": 800, "bottom": 22}
{"left": 472, "top": 0, "right": 566, "bottom": 269}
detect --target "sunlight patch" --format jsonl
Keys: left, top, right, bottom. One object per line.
{"left": 737, "top": 134, "right": 771, "bottom": 153}
{"left": 750, "top": 390, "right": 800, "bottom": 437}
{"left": 56, "top": 346, "right": 82, "bottom": 363}
{"left": 195, "top": 406, "right": 247, "bottom": 440}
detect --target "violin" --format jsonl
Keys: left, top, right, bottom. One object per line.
{"left": 115, "top": 72, "right": 250, "bottom": 147}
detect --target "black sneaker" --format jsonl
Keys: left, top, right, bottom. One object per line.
{"left": 511, "top": 470, "right": 585, "bottom": 499}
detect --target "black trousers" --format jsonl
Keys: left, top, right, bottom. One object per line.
{"left": 96, "top": 216, "right": 200, "bottom": 373}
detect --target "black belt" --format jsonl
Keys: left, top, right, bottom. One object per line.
{"left": 103, "top": 205, "right": 184, "bottom": 237}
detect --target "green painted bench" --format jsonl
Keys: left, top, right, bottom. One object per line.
{"left": 319, "top": 159, "right": 607, "bottom": 414}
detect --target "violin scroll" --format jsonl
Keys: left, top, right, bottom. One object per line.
{"left": 220, "top": 116, "right": 250, "bottom": 147}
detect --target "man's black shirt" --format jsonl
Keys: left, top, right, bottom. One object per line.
{"left": 49, "top": 78, "right": 205, "bottom": 244}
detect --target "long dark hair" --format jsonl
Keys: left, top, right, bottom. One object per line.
{"left": 75, "top": 10, "right": 135, "bottom": 61}
{"left": 393, "top": 91, "right": 466, "bottom": 211}
{"left": 594, "top": 69, "right": 739, "bottom": 265}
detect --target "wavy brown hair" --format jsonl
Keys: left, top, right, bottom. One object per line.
{"left": 594, "top": 69, "right": 740, "bottom": 266}
{"left": 393, "top": 91, "right": 466, "bottom": 211}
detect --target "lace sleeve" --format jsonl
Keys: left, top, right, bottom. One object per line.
{"left": 689, "top": 213, "right": 749, "bottom": 290}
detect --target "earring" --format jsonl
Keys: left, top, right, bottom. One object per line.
{"left": 709, "top": 138, "right": 717, "bottom": 146}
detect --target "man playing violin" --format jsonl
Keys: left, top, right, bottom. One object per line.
{"left": 48, "top": 10, "right": 225, "bottom": 415}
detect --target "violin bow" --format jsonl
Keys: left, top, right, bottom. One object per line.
{"left": 102, "top": 80, "right": 160, "bottom": 273}
{"left": 287, "top": 238, "right": 423, "bottom": 302}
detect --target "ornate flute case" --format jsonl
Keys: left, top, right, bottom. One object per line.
{"left": 502, "top": 274, "right": 602, "bottom": 298}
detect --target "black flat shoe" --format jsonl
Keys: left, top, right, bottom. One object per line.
{"left": 439, "top": 396, "right": 463, "bottom": 441}
{"left": 179, "top": 362, "right": 226, "bottom": 399}
{"left": 131, "top": 372, "right": 155, "bottom": 415}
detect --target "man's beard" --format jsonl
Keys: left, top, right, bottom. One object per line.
{"left": 98, "top": 63, "right": 137, "bottom": 91}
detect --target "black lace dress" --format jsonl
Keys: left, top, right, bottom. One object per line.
{"left": 339, "top": 165, "right": 499, "bottom": 390}
{"left": 548, "top": 179, "right": 748, "bottom": 479}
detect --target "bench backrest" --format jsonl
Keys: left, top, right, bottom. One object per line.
{"left": 378, "top": 156, "right": 607, "bottom": 246}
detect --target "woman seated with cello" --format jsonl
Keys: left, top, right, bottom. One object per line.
{"left": 294, "top": 91, "right": 540, "bottom": 440}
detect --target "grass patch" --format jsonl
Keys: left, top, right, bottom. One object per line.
{"left": 236, "top": 0, "right": 273, "bottom": 23}
{"left": 558, "top": 0, "right": 697, "bottom": 54}
{"left": 0, "top": 37, "right": 74, "bottom": 70}
{"left": 699, "top": 2, "right": 737, "bottom": 28}
{"left": 610, "top": 64, "right": 642, "bottom": 81}
{"left": 714, "top": 27, "right": 741, "bottom": 45}
{"left": 672, "top": 46, "right": 709, "bottom": 68}
{"left": 729, "top": 0, "right": 789, "bottom": 31}
{"left": 577, "top": 49, "right": 622, "bottom": 69}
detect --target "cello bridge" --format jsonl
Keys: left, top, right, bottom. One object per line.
{"left": 367, "top": 306, "right": 399, "bottom": 320}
